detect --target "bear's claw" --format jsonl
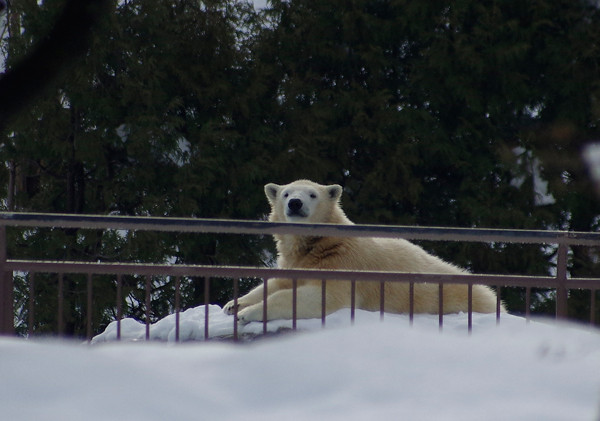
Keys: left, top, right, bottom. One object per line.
{"left": 223, "top": 301, "right": 237, "bottom": 315}
{"left": 223, "top": 299, "right": 253, "bottom": 316}
{"left": 236, "top": 306, "right": 261, "bottom": 324}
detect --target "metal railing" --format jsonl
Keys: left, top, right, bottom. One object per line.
{"left": 0, "top": 212, "right": 599, "bottom": 340}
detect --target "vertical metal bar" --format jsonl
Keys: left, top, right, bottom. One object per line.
{"left": 438, "top": 282, "right": 443, "bottom": 331}
{"left": 233, "top": 278, "right": 239, "bottom": 341}
{"left": 28, "top": 273, "right": 35, "bottom": 337}
{"left": 525, "top": 286, "right": 531, "bottom": 322}
{"left": 145, "top": 276, "right": 151, "bottom": 340}
{"left": 321, "top": 279, "right": 326, "bottom": 327}
{"left": 86, "top": 273, "right": 93, "bottom": 342}
{"left": 262, "top": 278, "right": 268, "bottom": 335}
{"left": 379, "top": 281, "right": 385, "bottom": 321}
{"left": 556, "top": 243, "right": 569, "bottom": 319}
{"left": 0, "top": 225, "right": 14, "bottom": 335}
{"left": 496, "top": 286, "right": 502, "bottom": 325}
{"left": 409, "top": 282, "right": 414, "bottom": 326}
{"left": 591, "top": 289, "right": 597, "bottom": 326}
{"left": 467, "top": 283, "right": 473, "bottom": 334}
{"left": 175, "top": 276, "right": 180, "bottom": 343}
{"left": 292, "top": 278, "right": 297, "bottom": 330}
{"left": 350, "top": 280, "right": 356, "bottom": 325}
{"left": 58, "top": 273, "right": 64, "bottom": 336}
{"left": 204, "top": 277, "right": 209, "bottom": 340}
{"left": 116, "top": 274, "right": 122, "bottom": 341}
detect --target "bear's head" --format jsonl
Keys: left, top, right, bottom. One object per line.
{"left": 264, "top": 179, "right": 345, "bottom": 224}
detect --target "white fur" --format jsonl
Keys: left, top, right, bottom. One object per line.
{"left": 224, "top": 179, "right": 503, "bottom": 322}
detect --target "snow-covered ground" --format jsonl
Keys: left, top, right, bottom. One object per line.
{"left": 2, "top": 306, "right": 600, "bottom": 421}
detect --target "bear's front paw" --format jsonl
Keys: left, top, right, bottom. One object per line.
{"left": 223, "top": 299, "right": 243, "bottom": 315}
{"left": 237, "top": 305, "right": 263, "bottom": 324}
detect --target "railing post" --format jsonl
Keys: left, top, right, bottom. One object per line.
{"left": 0, "top": 225, "right": 14, "bottom": 335}
{"left": 556, "top": 243, "right": 569, "bottom": 319}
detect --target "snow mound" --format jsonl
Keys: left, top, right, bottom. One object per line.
{"left": 1, "top": 307, "right": 600, "bottom": 421}
{"left": 92, "top": 304, "right": 514, "bottom": 343}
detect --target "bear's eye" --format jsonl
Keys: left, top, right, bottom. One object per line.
{"left": 310, "top": 193, "right": 317, "bottom": 199}
{"left": 283, "top": 193, "right": 289, "bottom": 198}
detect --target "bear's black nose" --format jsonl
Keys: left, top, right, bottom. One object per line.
{"left": 288, "top": 198, "right": 303, "bottom": 212}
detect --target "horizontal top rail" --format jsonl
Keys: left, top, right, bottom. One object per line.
{"left": 5, "top": 260, "right": 600, "bottom": 289}
{"left": 0, "top": 212, "right": 599, "bottom": 246}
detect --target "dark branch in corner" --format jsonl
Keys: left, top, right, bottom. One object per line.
{"left": 0, "top": 0, "right": 111, "bottom": 134}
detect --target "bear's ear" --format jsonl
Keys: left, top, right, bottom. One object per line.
{"left": 264, "top": 183, "right": 281, "bottom": 203}
{"left": 326, "top": 184, "right": 343, "bottom": 201}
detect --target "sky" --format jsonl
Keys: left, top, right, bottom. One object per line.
{"left": 252, "top": 0, "right": 269, "bottom": 9}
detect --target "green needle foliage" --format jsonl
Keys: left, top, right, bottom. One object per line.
{"left": 1, "top": 0, "right": 599, "bottom": 336}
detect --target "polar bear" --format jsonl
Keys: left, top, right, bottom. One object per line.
{"left": 224, "top": 179, "right": 502, "bottom": 322}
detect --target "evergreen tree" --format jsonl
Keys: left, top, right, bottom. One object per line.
{"left": 1, "top": 0, "right": 599, "bottom": 335}
{"left": 256, "top": 0, "right": 600, "bottom": 316}
{"left": 2, "top": 0, "right": 268, "bottom": 336}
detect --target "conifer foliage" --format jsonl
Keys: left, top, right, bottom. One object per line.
{"left": 1, "top": 0, "right": 599, "bottom": 335}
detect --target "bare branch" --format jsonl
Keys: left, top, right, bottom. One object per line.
{"left": 0, "top": 0, "right": 111, "bottom": 134}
